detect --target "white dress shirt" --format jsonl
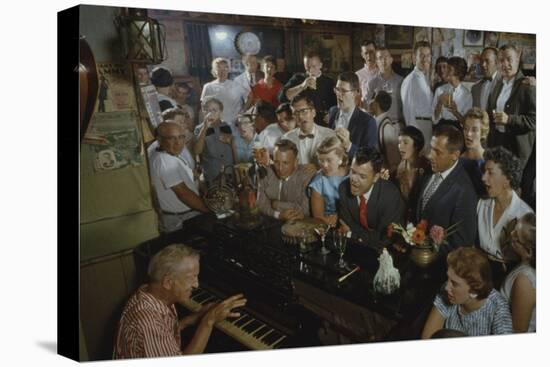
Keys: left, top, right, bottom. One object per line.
{"left": 282, "top": 124, "right": 337, "bottom": 165}
{"left": 477, "top": 191, "right": 533, "bottom": 260}
{"left": 432, "top": 83, "right": 473, "bottom": 122}
{"left": 495, "top": 78, "right": 515, "bottom": 133}
{"left": 401, "top": 66, "right": 434, "bottom": 126}
{"left": 258, "top": 123, "right": 286, "bottom": 155}
{"left": 335, "top": 107, "right": 355, "bottom": 130}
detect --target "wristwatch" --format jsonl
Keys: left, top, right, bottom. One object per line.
{"left": 235, "top": 31, "right": 261, "bottom": 55}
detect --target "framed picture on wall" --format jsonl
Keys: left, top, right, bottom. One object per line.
{"left": 302, "top": 33, "right": 352, "bottom": 78}
{"left": 385, "top": 25, "right": 413, "bottom": 48}
{"left": 464, "top": 30, "right": 484, "bottom": 46}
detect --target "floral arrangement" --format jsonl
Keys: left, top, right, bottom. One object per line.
{"left": 387, "top": 220, "right": 460, "bottom": 252}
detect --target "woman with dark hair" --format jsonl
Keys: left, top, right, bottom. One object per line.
{"left": 422, "top": 247, "right": 513, "bottom": 338}
{"left": 477, "top": 147, "right": 533, "bottom": 287}
{"left": 460, "top": 107, "right": 490, "bottom": 196}
{"left": 432, "top": 56, "right": 472, "bottom": 128}
{"left": 432, "top": 56, "right": 449, "bottom": 92}
{"left": 250, "top": 55, "right": 283, "bottom": 109}
{"left": 500, "top": 212, "right": 536, "bottom": 332}
{"left": 394, "top": 126, "right": 431, "bottom": 219}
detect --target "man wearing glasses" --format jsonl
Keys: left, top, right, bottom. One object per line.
{"left": 328, "top": 72, "right": 378, "bottom": 158}
{"left": 282, "top": 92, "right": 336, "bottom": 165}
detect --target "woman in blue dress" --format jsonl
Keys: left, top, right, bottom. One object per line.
{"left": 309, "top": 136, "right": 349, "bottom": 226}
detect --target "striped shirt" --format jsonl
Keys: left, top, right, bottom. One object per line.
{"left": 434, "top": 288, "right": 513, "bottom": 336}
{"left": 114, "top": 285, "right": 182, "bottom": 359}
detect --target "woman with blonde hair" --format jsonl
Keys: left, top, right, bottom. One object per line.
{"left": 309, "top": 136, "right": 349, "bottom": 226}
{"left": 500, "top": 212, "right": 536, "bottom": 332}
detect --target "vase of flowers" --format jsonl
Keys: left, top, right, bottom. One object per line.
{"left": 387, "top": 220, "right": 460, "bottom": 268}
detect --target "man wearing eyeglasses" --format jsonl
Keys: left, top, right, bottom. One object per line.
{"left": 328, "top": 72, "right": 378, "bottom": 159}
{"left": 282, "top": 92, "right": 336, "bottom": 165}
{"left": 150, "top": 122, "right": 210, "bottom": 234}
{"left": 278, "top": 51, "right": 336, "bottom": 125}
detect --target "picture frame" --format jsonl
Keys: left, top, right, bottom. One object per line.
{"left": 464, "top": 30, "right": 484, "bottom": 47}
{"left": 385, "top": 25, "right": 413, "bottom": 48}
{"left": 302, "top": 32, "right": 352, "bottom": 78}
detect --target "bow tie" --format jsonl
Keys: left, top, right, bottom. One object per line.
{"left": 299, "top": 134, "right": 314, "bottom": 140}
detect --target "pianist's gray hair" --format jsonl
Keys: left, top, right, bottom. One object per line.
{"left": 148, "top": 244, "right": 200, "bottom": 283}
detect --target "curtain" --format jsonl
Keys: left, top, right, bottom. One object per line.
{"left": 184, "top": 23, "right": 213, "bottom": 85}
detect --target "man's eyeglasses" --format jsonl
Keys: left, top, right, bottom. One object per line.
{"left": 333, "top": 87, "right": 354, "bottom": 94}
{"left": 293, "top": 108, "right": 313, "bottom": 115}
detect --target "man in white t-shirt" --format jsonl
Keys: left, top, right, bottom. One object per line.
{"left": 149, "top": 122, "right": 210, "bottom": 233}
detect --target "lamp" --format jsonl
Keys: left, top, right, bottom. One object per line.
{"left": 115, "top": 9, "right": 167, "bottom": 64}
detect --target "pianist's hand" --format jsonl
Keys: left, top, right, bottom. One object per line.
{"left": 178, "top": 303, "right": 216, "bottom": 331}
{"left": 202, "top": 294, "right": 247, "bottom": 327}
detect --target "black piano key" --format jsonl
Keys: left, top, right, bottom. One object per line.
{"left": 241, "top": 319, "right": 263, "bottom": 334}
{"left": 193, "top": 292, "right": 212, "bottom": 304}
{"left": 252, "top": 326, "right": 270, "bottom": 339}
{"left": 233, "top": 314, "right": 253, "bottom": 328}
{"left": 271, "top": 335, "right": 286, "bottom": 348}
{"left": 261, "top": 330, "right": 283, "bottom": 346}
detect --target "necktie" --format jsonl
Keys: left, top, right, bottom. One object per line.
{"left": 359, "top": 195, "right": 368, "bottom": 229}
{"left": 422, "top": 173, "right": 443, "bottom": 212}
{"left": 249, "top": 72, "right": 255, "bottom": 87}
{"left": 299, "top": 134, "right": 315, "bottom": 140}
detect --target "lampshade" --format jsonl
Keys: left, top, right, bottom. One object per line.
{"left": 115, "top": 14, "right": 166, "bottom": 64}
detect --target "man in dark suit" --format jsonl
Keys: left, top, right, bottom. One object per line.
{"left": 338, "top": 147, "right": 404, "bottom": 250}
{"left": 471, "top": 47, "right": 499, "bottom": 110}
{"left": 413, "top": 124, "right": 478, "bottom": 254}
{"left": 278, "top": 51, "right": 336, "bottom": 125}
{"left": 328, "top": 72, "right": 378, "bottom": 159}
{"left": 487, "top": 44, "right": 536, "bottom": 170}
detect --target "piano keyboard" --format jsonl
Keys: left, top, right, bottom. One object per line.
{"left": 181, "top": 288, "right": 288, "bottom": 350}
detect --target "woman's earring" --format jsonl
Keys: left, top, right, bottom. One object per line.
{"left": 469, "top": 293, "right": 477, "bottom": 299}
{"left": 338, "top": 160, "right": 343, "bottom": 165}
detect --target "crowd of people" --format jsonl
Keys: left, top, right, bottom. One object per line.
{"left": 115, "top": 40, "right": 536, "bottom": 358}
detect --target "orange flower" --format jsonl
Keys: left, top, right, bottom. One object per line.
{"left": 412, "top": 229, "right": 426, "bottom": 245}
{"left": 417, "top": 220, "right": 428, "bottom": 231}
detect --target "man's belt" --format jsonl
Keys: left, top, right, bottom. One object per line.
{"left": 415, "top": 116, "right": 432, "bottom": 121}
{"left": 161, "top": 209, "right": 193, "bottom": 216}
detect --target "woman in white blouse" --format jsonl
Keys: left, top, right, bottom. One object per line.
{"left": 477, "top": 146, "right": 533, "bottom": 287}
{"left": 432, "top": 57, "right": 472, "bottom": 127}
{"left": 500, "top": 212, "right": 536, "bottom": 332}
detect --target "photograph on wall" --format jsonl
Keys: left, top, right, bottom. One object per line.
{"left": 88, "top": 110, "right": 144, "bottom": 172}
{"left": 96, "top": 62, "right": 136, "bottom": 112}
{"left": 464, "top": 30, "right": 484, "bottom": 46}
{"left": 65, "top": 3, "right": 538, "bottom": 363}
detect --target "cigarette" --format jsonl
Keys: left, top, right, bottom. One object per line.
{"left": 338, "top": 265, "right": 360, "bottom": 282}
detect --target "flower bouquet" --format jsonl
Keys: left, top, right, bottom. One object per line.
{"left": 387, "top": 220, "right": 460, "bottom": 268}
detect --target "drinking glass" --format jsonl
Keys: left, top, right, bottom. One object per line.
{"left": 314, "top": 225, "right": 331, "bottom": 255}
{"left": 334, "top": 231, "right": 348, "bottom": 269}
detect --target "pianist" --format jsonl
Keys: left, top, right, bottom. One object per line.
{"left": 114, "top": 244, "right": 247, "bottom": 359}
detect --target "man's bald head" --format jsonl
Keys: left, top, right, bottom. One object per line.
{"left": 157, "top": 122, "right": 185, "bottom": 155}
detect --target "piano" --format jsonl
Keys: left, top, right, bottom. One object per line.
{"left": 180, "top": 286, "right": 289, "bottom": 350}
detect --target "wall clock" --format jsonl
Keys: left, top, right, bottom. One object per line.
{"left": 235, "top": 31, "right": 261, "bottom": 55}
